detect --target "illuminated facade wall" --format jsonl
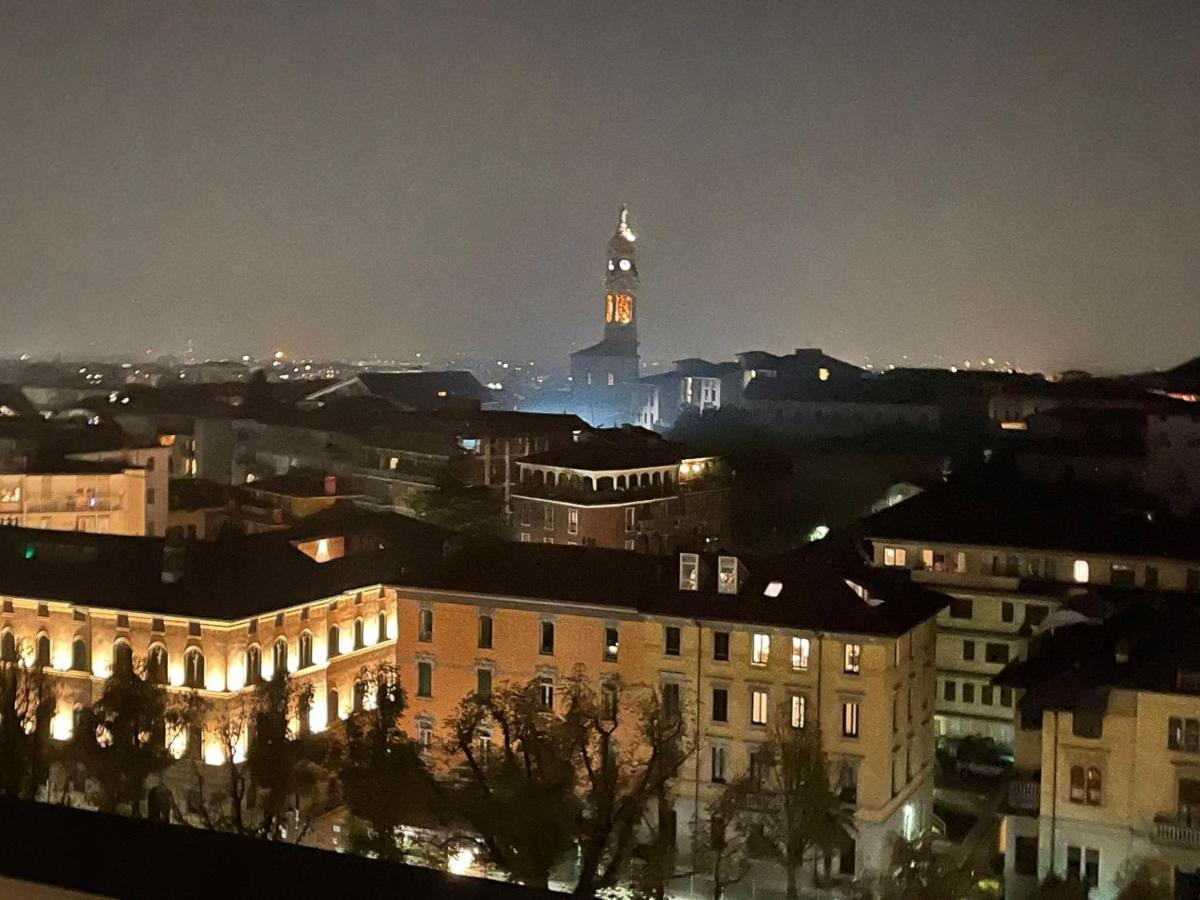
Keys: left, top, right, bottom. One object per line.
{"left": 0, "top": 469, "right": 151, "bottom": 536}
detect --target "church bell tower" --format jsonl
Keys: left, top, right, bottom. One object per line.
{"left": 602, "top": 205, "right": 639, "bottom": 347}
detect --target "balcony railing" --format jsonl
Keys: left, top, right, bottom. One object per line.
{"left": 1007, "top": 779, "right": 1041, "bottom": 813}
{"left": 1152, "top": 818, "right": 1200, "bottom": 849}
{"left": 24, "top": 498, "right": 122, "bottom": 513}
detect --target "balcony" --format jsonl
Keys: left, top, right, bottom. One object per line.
{"left": 514, "top": 481, "right": 676, "bottom": 505}
{"left": 24, "top": 497, "right": 121, "bottom": 513}
{"left": 1007, "top": 778, "right": 1041, "bottom": 814}
{"left": 1152, "top": 818, "right": 1200, "bottom": 850}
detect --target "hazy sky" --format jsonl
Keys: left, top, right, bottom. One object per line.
{"left": 1, "top": 1, "right": 1197, "bottom": 372}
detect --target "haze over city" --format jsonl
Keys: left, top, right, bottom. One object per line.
{"left": 2, "top": 1, "right": 1197, "bottom": 373}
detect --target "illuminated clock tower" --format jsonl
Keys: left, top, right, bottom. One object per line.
{"left": 603, "top": 205, "right": 639, "bottom": 347}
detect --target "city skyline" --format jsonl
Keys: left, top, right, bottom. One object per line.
{"left": 2, "top": 2, "right": 1198, "bottom": 372}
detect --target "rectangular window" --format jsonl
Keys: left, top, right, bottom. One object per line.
{"left": 844, "top": 642, "right": 861, "bottom": 674}
{"left": 751, "top": 633, "right": 770, "bottom": 666}
{"left": 962, "top": 683, "right": 975, "bottom": 703}
{"left": 1085, "top": 849, "right": 1099, "bottom": 890}
{"left": 985, "top": 642, "right": 1010, "bottom": 664}
{"left": 751, "top": 690, "right": 769, "bottom": 726}
{"left": 1044, "top": 557, "right": 1058, "bottom": 580}
{"left": 1014, "top": 836, "right": 1038, "bottom": 877}
{"left": 679, "top": 553, "right": 699, "bottom": 590}
{"left": 604, "top": 626, "right": 619, "bottom": 661}
{"left": 1073, "top": 559, "right": 1090, "bottom": 583}
{"left": 664, "top": 626, "right": 681, "bottom": 656}
{"left": 1110, "top": 563, "right": 1135, "bottom": 587}
{"left": 791, "top": 636, "right": 810, "bottom": 670}
{"left": 712, "top": 687, "right": 728, "bottom": 723}
{"left": 1066, "top": 846, "right": 1081, "bottom": 881}
{"left": 543, "top": 505, "right": 554, "bottom": 530}
{"left": 1001, "top": 601, "right": 1014, "bottom": 623}
{"left": 944, "top": 680, "right": 957, "bottom": 702}
{"left": 478, "top": 614, "right": 493, "bottom": 649}
{"left": 1073, "top": 711, "right": 1103, "bottom": 739}
{"left": 1001, "top": 687, "right": 1013, "bottom": 707}
{"left": 146, "top": 488, "right": 156, "bottom": 504}
{"left": 717, "top": 556, "right": 739, "bottom": 594}
{"left": 417, "top": 661, "right": 432, "bottom": 698}
{"left": 949, "top": 596, "right": 973, "bottom": 619}
{"left": 538, "top": 675, "right": 554, "bottom": 709}
{"left": 1145, "top": 566, "right": 1159, "bottom": 589}
{"left": 711, "top": 745, "right": 726, "bottom": 783}
{"left": 955, "top": 551, "right": 967, "bottom": 573}
{"left": 713, "top": 631, "right": 730, "bottom": 661}
{"left": 519, "top": 502, "right": 531, "bottom": 527}
{"left": 982, "top": 685, "right": 994, "bottom": 706}
{"left": 476, "top": 668, "right": 492, "bottom": 698}
{"left": 520, "top": 532, "right": 531, "bottom": 542}
{"left": 540, "top": 621, "right": 555, "bottom": 655}
{"left": 791, "top": 694, "right": 806, "bottom": 729}
{"left": 662, "top": 682, "right": 681, "bottom": 719}
{"left": 963, "top": 640, "right": 976, "bottom": 661}
{"left": 567, "top": 507, "right": 578, "bottom": 535}
{"left": 418, "top": 608, "right": 433, "bottom": 642}
{"left": 883, "top": 547, "right": 907, "bottom": 566}
{"left": 842, "top": 701, "right": 860, "bottom": 738}
{"left": 624, "top": 506, "right": 636, "bottom": 533}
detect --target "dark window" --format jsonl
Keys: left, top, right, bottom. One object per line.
{"left": 71, "top": 638, "right": 89, "bottom": 672}
{"left": 1110, "top": 564, "right": 1135, "bottom": 587}
{"left": 664, "top": 626, "right": 681, "bottom": 656}
{"left": 0, "top": 632, "right": 14, "bottom": 663}
{"left": 327, "top": 625, "right": 340, "bottom": 657}
{"left": 981, "top": 685, "right": 994, "bottom": 706}
{"left": 540, "top": 621, "right": 555, "bottom": 655}
{"left": 1014, "top": 836, "right": 1038, "bottom": 877}
{"left": 377, "top": 612, "right": 387, "bottom": 642}
{"left": 963, "top": 640, "right": 976, "bottom": 661}
{"left": 152, "top": 618, "right": 164, "bottom": 632}
{"left": 1025, "top": 605, "right": 1049, "bottom": 628}
{"left": 985, "top": 642, "right": 1010, "bottom": 664}
{"left": 298, "top": 633, "right": 313, "bottom": 669}
{"left": 116, "top": 614, "right": 129, "bottom": 629}
{"left": 417, "top": 661, "right": 432, "bottom": 698}
{"left": 184, "top": 649, "right": 205, "bottom": 689}
{"left": 478, "top": 614, "right": 493, "bottom": 649}
{"left": 36, "top": 604, "right": 48, "bottom": 618}
{"left": 418, "top": 609, "right": 432, "bottom": 642}
{"left": 662, "top": 682, "right": 681, "bottom": 719}
{"left": 943, "top": 680, "right": 957, "bottom": 702}
{"left": 713, "top": 631, "right": 730, "bottom": 661}
{"left": 354, "top": 618, "right": 364, "bottom": 649}
{"left": 327, "top": 689, "right": 339, "bottom": 724}
{"left": 34, "top": 634, "right": 50, "bottom": 668}
{"left": 477, "top": 668, "right": 492, "bottom": 698}
{"left": 243, "top": 646, "right": 259, "bottom": 685}
{"left": 188, "top": 621, "right": 201, "bottom": 636}
{"left": 962, "top": 683, "right": 975, "bottom": 704}
{"left": 1145, "top": 566, "right": 1159, "bottom": 589}
{"left": 949, "top": 596, "right": 973, "bottom": 619}
{"left": 113, "top": 641, "right": 133, "bottom": 676}
{"left": 1001, "top": 601, "right": 1014, "bottom": 623}
{"left": 273, "top": 638, "right": 288, "bottom": 675}
{"left": 1001, "top": 687, "right": 1014, "bottom": 707}
{"left": 712, "top": 687, "right": 728, "bottom": 723}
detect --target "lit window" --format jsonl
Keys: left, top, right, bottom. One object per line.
{"left": 273, "top": 637, "right": 289, "bottom": 675}
{"left": 298, "top": 632, "right": 313, "bottom": 669}
{"left": 844, "top": 643, "right": 862, "bottom": 674}
{"left": 183, "top": 648, "right": 205, "bottom": 689}
{"left": 538, "top": 675, "right": 554, "bottom": 709}
{"left": 818, "top": 367, "right": 830, "bottom": 381}
{"left": 711, "top": 745, "right": 726, "bottom": 783}
{"left": 883, "top": 547, "right": 907, "bottom": 566}
{"left": 791, "top": 694, "right": 806, "bottom": 729}
{"left": 1073, "top": 559, "right": 1090, "bottom": 583}
{"left": 791, "top": 637, "right": 810, "bottom": 670}
{"left": 679, "top": 553, "right": 700, "bottom": 590}
{"left": 625, "top": 507, "right": 636, "bottom": 533}
{"left": 751, "top": 690, "right": 768, "bottom": 725}
{"left": 842, "top": 701, "right": 860, "bottom": 738}
{"left": 717, "top": 556, "right": 739, "bottom": 594}
{"left": 603, "top": 626, "right": 619, "bottom": 661}
{"left": 418, "top": 608, "right": 433, "bottom": 642}
{"left": 751, "top": 633, "right": 770, "bottom": 666}
{"left": 567, "top": 507, "right": 579, "bottom": 536}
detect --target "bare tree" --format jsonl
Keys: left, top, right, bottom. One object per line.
{"left": 338, "top": 664, "right": 439, "bottom": 862}
{"left": 879, "top": 833, "right": 956, "bottom": 900}
{"left": 691, "top": 788, "right": 751, "bottom": 900}
{"left": 561, "top": 670, "right": 692, "bottom": 897}
{"left": 0, "top": 652, "right": 56, "bottom": 800}
{"left": 443, "top": 677, "right": 580, "bottom": 889}
{"left": 728, "top": 714, "right": 849, "bottom": 900}
{"left": 245, "top": 671, "right": 330, "bottom": 841}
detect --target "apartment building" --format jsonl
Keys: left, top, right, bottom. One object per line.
{"left": 0, "top": 513, "right": 947, "bottom": 886}
{"left": 999, "top": 600, "right": 1200, "bottom": 900}
{"left": 861, "top": 476, "right": 1200, "bottom": 747}
{"left": 0, "top": 460, "right": 156, "bottom": 536}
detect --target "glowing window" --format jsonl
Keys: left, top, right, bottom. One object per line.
{"left": 1073, "top": 559, "right": 1090, "bottom": 583}
{"left": 791, "top": 637, "right": 810, "bottom": 670}
{"left": 751, "top": 633, "right": 770, "bottom": 666}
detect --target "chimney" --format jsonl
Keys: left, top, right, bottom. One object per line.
{"left": 323, "top": 474, "right": 337, "bottom": 496}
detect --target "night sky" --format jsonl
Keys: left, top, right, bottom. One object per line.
{"left": 1, "top": 1, "right": 1197, "bottom": 373}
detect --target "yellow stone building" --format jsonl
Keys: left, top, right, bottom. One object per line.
{"left": 0, "top": 513, "right": 947, "bottom": 884}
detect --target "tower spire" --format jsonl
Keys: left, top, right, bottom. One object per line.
{"left": 617, "top": 204, "right": 636, "bottom": 242}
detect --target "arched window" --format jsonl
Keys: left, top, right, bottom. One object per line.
{"left": 377, "top": 612, "right": 388, "bottom": 643}
{"left": 354, "top": 618, "right": 365, "bottom": 650}
{"left": 71, "top": 637, "right": 89, "bottom": 672}
{"left": 245, "top": 645, "right": 261, "bottom": 685}
{"left": 35, "top": 634, "right": 51, "bottom": 669}
{"left": 146, "top": 645, "right": 168, "bottom": 685}
{"left": 327, "top": 625, "right": 341, "bottom": 658}
{"left": 1069, "top": 766, "right": 1085, "bottom": 803}
{"left": 1, "top": 630, "right": 17, "bottom": 663}
{"left": 353, "top": 679, "right": 366, "bottom": 713}
{"left": 299, "top": 632, "right": 313, "bottom": 669}
{"left": 1086, "top": 767, "right": 1102, "bottom": 805}
{"left": 273, "top": 637, "right": 288, "bottom": 676}
{"left": 327, "top": 688, "right": 339, "bottom": 724}
{"left": 183, "top": 648, "right": 205, "bottom": 689}
{"left": 112, "top": 640, "right": 134, "bottom": 676}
